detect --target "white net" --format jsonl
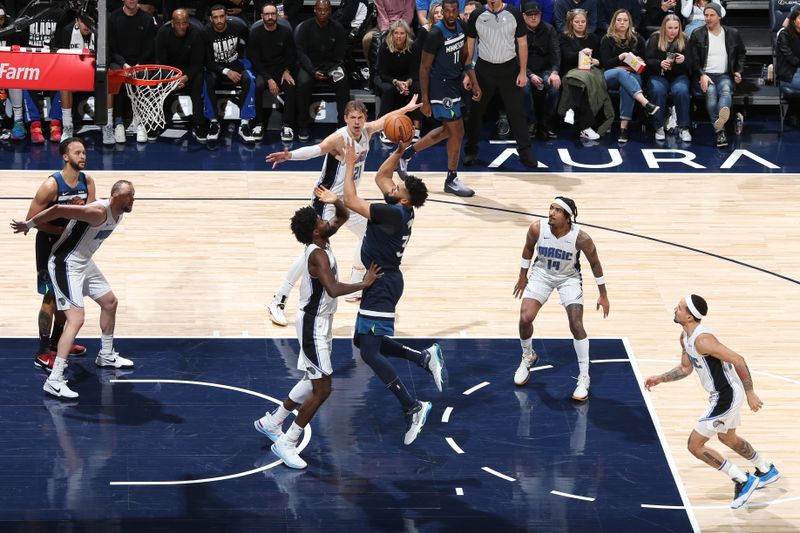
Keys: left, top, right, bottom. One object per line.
{"left": 123, "top": 66, "right": 182, "bottom": 133}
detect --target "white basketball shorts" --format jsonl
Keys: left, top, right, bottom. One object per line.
{"left": 523, "top": 271, "right": 584, "bottom": 307}
{"left": 48, "top": 258, "right": 112, "bottom": 311}
{"left": 295, "top": 311, "right": 333, "bottom": 379}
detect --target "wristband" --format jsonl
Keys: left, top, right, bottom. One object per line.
{"left": 289, "top": 145, "right": 322, "bottom": 160}
{"left": 595, "top": 276, "right": 605, "bottom": 286}
{"left": 520, "top": 258, "right": 531, "bottom": 269}
{"left": 222, "top": 68, "right": 230, "bottom": 76}
{"left": 26, "top": 220, "right": 36, "bottom": 230}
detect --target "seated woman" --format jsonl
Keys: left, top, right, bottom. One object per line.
{"left": 776, "top": 5, "right": 800, "bottom": 90}
{"left": 681, "top": 0, "right": 725, "bottom": 36}
{"left": 557, "top": 8, "right": 613, "bottom": 140}
{"left": 645, "top": 13, "right": 692, "bottom": 141}
{"left": 600, "top": 8, "right": 659, "bottom": 143}
{"left": 375, "top": 19, "right": 421, "bottom": 143}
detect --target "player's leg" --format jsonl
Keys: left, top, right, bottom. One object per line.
{"left": 718, "top": 428, "right": 780, "bottom": 488}
{"left": 344, "top": 212, "right": 367, "bottom": 302}
{"left": 690, "top": 424, "right": 758, "bottom": 509}
{"left": 516, "top": 297, "right": 544, "bottom": 386}
{"left": 377, "top": 336, "right": 447, "bottom": 392}
{"left": 442, "top": 117, "right": 474, "bottom": 197}
{"left": 89, "top": 264, "right": 133, "bottom": 368}
{"left": 565, "top": 303, "right": 590, "bottom": 400}
{"left": 268, "top": 252, "right": 306, "bottom": 327}
{"left": 59, "top": 90, "right": 74, "bottom": 138}
{"left": 45, "top": 304, "right": 83, "bottom": 400}
{"left": 50, "top": 310, "right": 87, "bottom": 358}
{"left": 34, "top": 232, "right": 58, "bottom": 370}
{"left": 255, "top": 377, "right": 309, "bottom": 442}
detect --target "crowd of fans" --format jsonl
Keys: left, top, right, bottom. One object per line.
{"left": 0, "top": 0, "right": 796, "bottom": 149}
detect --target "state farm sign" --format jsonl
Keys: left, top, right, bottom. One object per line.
{"left": 0, "top": 49, "right": 95, "bottom": 91}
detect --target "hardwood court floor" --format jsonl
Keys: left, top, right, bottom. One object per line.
{"left": 2, "top": 169, "right": 799, "bottom": 531}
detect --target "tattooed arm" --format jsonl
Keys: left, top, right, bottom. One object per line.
{"left": 694, "top": 333, "right": 763, "bottom": 412}
{"left": 644, "top": 333, "right": 695, "bottom": 390}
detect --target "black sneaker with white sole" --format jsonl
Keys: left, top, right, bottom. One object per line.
{"left": 238, "top": 123, "right": 255, "bottom": 143}
{"left": 207, "top": 121, "right": 221, "bottom": 141}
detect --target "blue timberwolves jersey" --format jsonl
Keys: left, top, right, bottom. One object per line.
{"left": 429, "top": 20, "right": 466, "bottom": 80}
{"left": 49, "top": 171, "right": 89, "bottom": 228}
{"left": 360, "top": 203, "right": 414, "bottom": 270}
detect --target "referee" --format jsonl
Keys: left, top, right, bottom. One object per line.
{"left": 464, "top": 0, "right": 538, "bottom": 168}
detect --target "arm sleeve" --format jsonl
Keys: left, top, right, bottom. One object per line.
{"left": 246, "top": 28, "right": 265, "bottom": 76}
{"left": 548, "top": 25, "right": 561, "bottom": 72}
{"left": 465, "top": 8, "right": 480, "bottom": 39}
{"left": 599, "top": 36, "right": 621, "bottom": 69}
{"left": 513, "top": 9, "right": 526, "bottom": 38}
{"left": 370, "top": 203, "right": 404, "bottom": 233}
{"left": 154, "top": 25, "right": 168, "bottom": 65}
{"left": 295, "top": 21, "right": 315, "bottom": 73}
{"left": 778, "top": 30, "right": 800, "bottom": 67}
{"left": 332, "top": 21, "right": 346, "bottom": 66}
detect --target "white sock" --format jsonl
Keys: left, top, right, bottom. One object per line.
{"left": 62, "top": 108, "right": 73, "bottom": 128}
{"left": 285, "top": 422, "right": 303, "bottom": 443}
{"left": 271, "top": 405, "right": 291, "bottom": 424}
{"left": 13, "top": 106, "right": 23, "bottom": 121}
{"left": 50, "top": 357, "right": 68, "bottom": 381}
{"left": 100, "top": 334, "right": 114, "bottom": 354}
{"left": 748, "top": 450, "right": 770, "bottom": 472}
{"left": 720, "top": 459, "right": 748, "bottom": 483}
{"left": 520, "top": 337, "right": 533, "bottom": 357}
{"left": 349, "top": 265, "right": 365, "bottom": 284}
{"left": 107, "top": 108, "right": 113, "bottom": 125}
{"left": 574, "top": 338, "right": 590, "bottom": 376}
{"left": 288, "top": 378, "right": 313, "bottom": 405}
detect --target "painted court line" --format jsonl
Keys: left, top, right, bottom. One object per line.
{"left": 550, "top": 490, "right": 596, "bottom": 502}
{"left": 641, "top": 504, "right": 686, "bottom": 510}
{"left": 445, "top": 437, "right": 465, "bottom": 455}
{"left": 455, "top": 488, "right": 464, "bottom": 496}
{"left": 463, "top": 381, "right": 490, "bottom": 395}
{"left": 531, "top": 364, "right": 553, "bottom": 372}
{"left": 442, "top": 406, "right": 453, "bottom": 423}
{"left": 481, "top": 467, "right": 516, "bottom": 482}
{"left": 108, "top": 378, "right": 311, "bottom": 486}
{"left": 589, "top": 358, "right": 630, "bottom": 363}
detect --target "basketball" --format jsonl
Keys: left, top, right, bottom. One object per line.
{"left": 383, "top": 114, "right": 414, "bottom": 143}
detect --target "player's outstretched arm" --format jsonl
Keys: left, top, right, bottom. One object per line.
{"left": 265, "top": 139, "right": 332, "bottom": 169}
{"left": 314, "top": 185, "right": 349, "bottom": 235}
{"left": 310, "top": 251, "right": 383, "bottom": 298}
{"left": 375, "top": 142, "right": 409, "bottom": 194}
{"left": 513, "top": 220, "right": 540, "bottom": 298}
{"left": 342, "top": 142, "right": 371, "bottom": 219}
{"left": 366, "top": 94, "right": 422, "bottom": 137}
{"left": 577, "top": 230, "right": 609, "bottom": 318}
{"left": 644, "top": 335, "right": 695, "bottom": 390}
{"left": 12, "top": 203, "right": 107, "bottom": 234}
{"left": 695, "top": 334, "right": 763, "bottom": 411}
{"left": 25, "top": 178, "right": 64, "bottom": 234}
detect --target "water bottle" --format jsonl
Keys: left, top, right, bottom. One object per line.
{"left": 759, "top": 64, "right": 767, "bottom": 86}
{"left": 767, "top": 64, "right": 774, "bottom": 84}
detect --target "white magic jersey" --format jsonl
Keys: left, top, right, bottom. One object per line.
{"left": 683, "top": 325, "right": 743, "bottom": 395}
{"left": 299, "top": 243, "right": 338, "bottom": 317}
{"left": 314, "top": 126, "right": 369, "bottom": 198}
{"left": 532, "top": 219, "right": 581, "bottom": 279}
{"left": 51, "top": 199, "right": 122, "bottom": 268}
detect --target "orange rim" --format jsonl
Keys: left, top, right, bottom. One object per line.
{"left": 108, "top": 64, "right": 183, "bottom": 94}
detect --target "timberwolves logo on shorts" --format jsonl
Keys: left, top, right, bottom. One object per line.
{"left": 442, "top": 97, "right": 455, "bottom": 118}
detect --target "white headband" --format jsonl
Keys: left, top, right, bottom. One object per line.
{"left": 685, "top": 294, "right": 706, "bottom": 320}
{"left": 553, "top": 198, "right": 573, "bottom": 217}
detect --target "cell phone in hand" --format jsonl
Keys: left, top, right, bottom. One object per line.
{"left": 666, "top": 52, "right": 676, "bottom": 62}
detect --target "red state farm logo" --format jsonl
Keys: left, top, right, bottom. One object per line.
{"left": 0, "top": 62, "right": 41, "bottom": 81}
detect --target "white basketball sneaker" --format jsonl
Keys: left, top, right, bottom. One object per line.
{"left": 514, "top": 352, "right": 538, "bottom": 386}
{"left": 268, "top": 296, "right": 288, "bottom": 327}
{"left": 254, "top": 414, "right": 284, "bottom": 443}
{"left": 423, "top": 343, "right": 447, "bottom": 392}
{"left": 271, "top": 437, "right": 307, "bottom": 469}
{"left": 44, "top": 376, "right": 79, "bottom": 399}
{"left": 572, "top": 374, "right": 590, "bottom": 401}
{"left": 403, "top": 400, "right": 432, "bottom": 445}
{"left": 96, "top": 351, "right": 134, "bottom": 369}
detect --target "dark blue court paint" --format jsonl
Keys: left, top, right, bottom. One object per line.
{"left": 0, "top": 337, "right": 694, "bottom": 531}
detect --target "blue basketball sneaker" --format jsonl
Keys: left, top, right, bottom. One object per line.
{"left": 10, "top": 120, "right": 25, "bottom": 141}
{"left": 755, "top": 464, "right": 780, "bottom": 489}
{"left": 731, "top": 472, "right": 759, "bottom": 509}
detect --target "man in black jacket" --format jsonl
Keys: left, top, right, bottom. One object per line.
{"left": 155, "top": 9, "right": 209, "bottom": 141}
{"left": 247, "top": 2, "right": 297, "bottom": 142}
{"left": 204, "top": 4, "right": 256, "bottom": 142}
{"left": 294, "top": 0, "right": 348, "bottom": 142}
{"left": 688, "top": 2, "right": 745, "bottom": 148}
{"left": 521, "top": 1, "right": 561, "bottom": 139}
{"left": 109, "top": 0, "right": 156, "bottom": 143}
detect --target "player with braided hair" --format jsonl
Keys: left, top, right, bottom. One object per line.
{"left": 512, "top": 196, "right": 609, "bottom": 400}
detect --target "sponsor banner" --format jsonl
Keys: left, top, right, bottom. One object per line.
{"left": 0, "top": 49, "right": 95, "bottom": 91}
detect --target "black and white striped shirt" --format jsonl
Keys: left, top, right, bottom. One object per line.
{"left": 465, "top": 4, "right": 526, "bottom": 64}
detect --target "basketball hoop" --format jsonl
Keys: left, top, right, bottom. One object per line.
{"left": 109, "top": 64, "right": 183, "bottom": 132}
